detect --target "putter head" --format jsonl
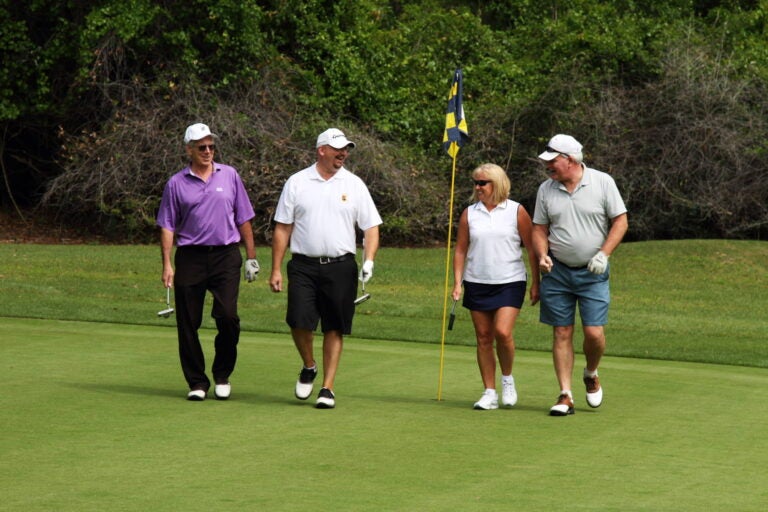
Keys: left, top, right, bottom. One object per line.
{"left": 157, "top": 307, "right": 175, "bottom": 318}
{"left": 159, "top": 286, "right": 174, "bottom": 317}
{"left": 354, "top": 293, "right": 371, "bottom": 305}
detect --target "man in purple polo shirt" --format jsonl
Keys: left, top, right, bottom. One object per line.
{"left": 157, "top": 123, "right": 260, "bottom": 401}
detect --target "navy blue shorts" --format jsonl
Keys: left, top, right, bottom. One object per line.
{"left": 462, "top": 281, "right": 526, "bottom": 311}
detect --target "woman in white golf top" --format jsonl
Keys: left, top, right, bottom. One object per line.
{"left": 452, "top": 163, "right": 539, "bottom": 410}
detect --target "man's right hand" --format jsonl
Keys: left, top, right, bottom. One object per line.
{"left": 269, "top": 270, "right": 282, "bottom": 292}
{"left": 539, "top": 255, "right": 553, "bottom": 273}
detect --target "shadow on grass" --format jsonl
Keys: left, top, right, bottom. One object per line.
{"left": 65, "top": 381, "right": 311, "bottom": 406}
{"left": 65, "top": 382, "right": 181, "bottom": 399}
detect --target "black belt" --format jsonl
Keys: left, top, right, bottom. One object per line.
{"left": 292, "top": 253, "right": 353, "bottom": 264}
{"left": 181, "top": 243, "right": 239, "bottom": 252}
{"left": 550, "top": 253, "right": 587, "bottom": 270}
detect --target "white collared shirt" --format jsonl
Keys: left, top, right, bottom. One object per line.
{"left": 274, "top": 164, "right": 382, "bottom": 257}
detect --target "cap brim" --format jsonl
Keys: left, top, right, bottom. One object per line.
{"left": 185, "top": 132, "right": 218, "bottom": 144}
{"left": 538, "top": 150, "right": 559, "bottom": 161}
{"left": 329, "top": 140, "right": 355, "bottom": 149}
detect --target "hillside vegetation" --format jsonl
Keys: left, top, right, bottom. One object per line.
{"left": 2, "top": 1, "right": 768, "bottom": 243}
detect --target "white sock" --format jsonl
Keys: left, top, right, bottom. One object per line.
{"left": 561, "top": 390, "right": 573, "bottom": 398}
{"left": 485, "top": 388, "right": 497, "bottom": 396}
{"left": 502, "top": 375, "right": 515, "bottom": 385}
{"left": 584, "top": 368, "right": 598, "bottom": 378}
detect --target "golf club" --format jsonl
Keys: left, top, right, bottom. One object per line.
{"left": 354, "top": 279, "right": 371, "bottom": 306}
{"left": 448, "top": 299, "right": 457, "bottom": 330}
{"left": 354, "top": 237, "right": 371, "bottom": 306}
{"left": 157, "top": 286, "right": 175, "bottom": 318}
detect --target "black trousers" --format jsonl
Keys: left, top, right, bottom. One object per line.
{"left": 174, "top": 244, "right": 242, "bottom": 390}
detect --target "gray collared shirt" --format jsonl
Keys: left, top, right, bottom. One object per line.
{"left": 533, "top": 166, "right": 627, "bottom": 267}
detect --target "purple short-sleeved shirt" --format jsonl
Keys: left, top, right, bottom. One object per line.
{"left": 156, "top": 163, "right": 255, "bottom": 246}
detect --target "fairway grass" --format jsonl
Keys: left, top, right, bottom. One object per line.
{"left": 1, "top": 318, "right": 766, "bottom": 511}
{"left": 1, "top": 240, "right": 766, "bottom": 368}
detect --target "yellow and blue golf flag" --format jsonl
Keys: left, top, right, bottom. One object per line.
{"left": 442, "top": 69, "right": 469, "bottom": 159}
{"left": 437, "top": 69, "right": 469, "bottom": 401}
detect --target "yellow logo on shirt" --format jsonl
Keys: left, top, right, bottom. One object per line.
{"left": 341, "top": 194, "right": 348, "bottom": 202}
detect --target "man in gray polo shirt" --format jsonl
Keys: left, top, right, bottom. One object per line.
{"left": 532, "top": 134, "right": 628, "bottom": 416}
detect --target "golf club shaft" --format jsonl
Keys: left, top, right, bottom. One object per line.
{"left": 354, "top": 279, "right": 370, "bottom": 305}
{"left": 158, "top": 286, "right": 175, "bottom": 317}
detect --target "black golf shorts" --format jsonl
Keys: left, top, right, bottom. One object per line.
{"left": 286, "top": 255, "right": 357, "bottom": 334}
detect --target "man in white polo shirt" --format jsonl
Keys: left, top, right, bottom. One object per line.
{"left": 532, "top": 134, "right": 628, "bottom": 416}
{"left": 269, "top": 128, "right": 382, "bottom": 409}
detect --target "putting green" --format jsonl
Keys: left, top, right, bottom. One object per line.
{"left": 1, "top": 317, "right": 766, "bottom": 511}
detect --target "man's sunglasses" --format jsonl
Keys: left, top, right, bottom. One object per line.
{"left": 196, "top": 144, "right": 216, "bottom": 152}
{"left": 546, "top": 146, "right": 568, "bottom": 157}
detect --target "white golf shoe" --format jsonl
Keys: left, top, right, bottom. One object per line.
{"left": 295, "top": 366, "right": 318, "bottom": 400}
{"left": 501, "top": 378, "right": 518, "bottom": 407}
{"left": 584, "top": 372, "right": 603, "bottom": 408}
{"left": 187, "top": 389, "right": 206, "bottom": 401}
{"left": 214, "top": 382, "right": 231, "bottom": 400}
{"left": 315, "top": 387, "right": 336, "bottom": 409}
{"left": 549, "top": 392, "right": 575, "bottom": 416}
{"left": 473, "top": 390, "right": 499, "bottom": 410}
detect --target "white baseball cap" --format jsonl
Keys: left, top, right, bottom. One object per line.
{"left": 538, "top": 134, "right": 583, "bottom": 161}
{"left": 316, "top": 128, "right": 356, "bottom": 149}
{"left": 184, "top": 123, "right": 217, "bottom": 145}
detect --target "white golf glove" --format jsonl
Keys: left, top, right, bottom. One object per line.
{"left": 587, "top": 251, "right": 609, "bottom": 275}
{"left": 359, "top": 260, "right": 374, "bottom": 283}
{"left": 244, "top": 258, "right": 260, "bottom": 282}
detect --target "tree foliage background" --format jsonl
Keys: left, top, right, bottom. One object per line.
{"left": 2, "top": 0, "right": 768, "bottom": 243}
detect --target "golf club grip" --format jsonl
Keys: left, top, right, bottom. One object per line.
{"left": 448, "top": 313, "right": 455, "bottom": 330}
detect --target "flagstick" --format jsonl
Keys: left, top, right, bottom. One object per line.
{"left": 437, "top": 146, "right": 459, "bottom": 401}
{"left": 437, "top": 68, "right": 468, "bottom": 402}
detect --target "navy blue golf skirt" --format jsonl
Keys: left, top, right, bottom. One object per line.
{"left": 462, "top": 280, "right": 526, "bottom": 311}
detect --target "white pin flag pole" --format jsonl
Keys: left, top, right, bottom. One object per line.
{"left": 437, "top": 151, "right": 459, "bottom": 401}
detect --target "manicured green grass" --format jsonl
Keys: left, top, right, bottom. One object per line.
{"left": 2, "top": 317, "right": 766, "bottom": 511}
{"left": 1, "top": 240, "right": 766, "bottom": 510}
{"left": 1, "top": 240, "right": 766, "bottom": 366}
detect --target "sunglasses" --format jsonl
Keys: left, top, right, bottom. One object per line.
{"left": 196, "top": 144, "right": 216, "bottom": 152}
{"left": 473, "top": 179, "right": 491, "bottom": 186}
{"left": 545, "top": 146, "right": 568, "bottom": 158}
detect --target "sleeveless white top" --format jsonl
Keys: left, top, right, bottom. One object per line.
{"left": 464, "top": 199, "right": 527, "bottom": 284}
